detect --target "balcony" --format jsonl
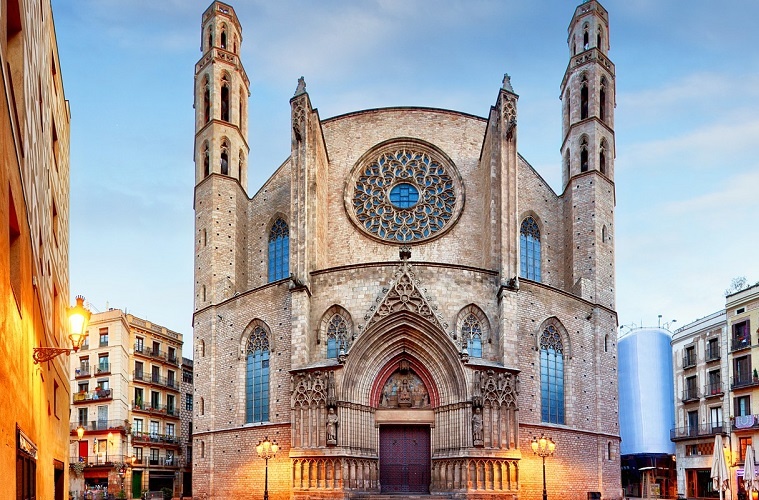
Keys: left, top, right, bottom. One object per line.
{"left": 683, "top": 354, "right": 697, "bottom": 370}
{"left": 70, "top": 419, "right": 129, "bottom": 434}
{"left": 132, "top": 401, "right": 180, "bottom": 419}
{"left": 682, "top": 387, "right": 701, "bottom": 402}
{"left": 75, "top": 366, "right": 91, "bottom": 379}
{"left": 731, "top": 336, "right": 751, "bottom": 353}
{"left": 73, "top": 388, "right": 112, "bottom": 404}
{"left": 131, "top": 455, "right": 179, "bottom": 468}
{"left": 706, "top": 346, "right": 721, "bottom": 362}
{"left": 132, "top": 431, "right": 180, "bottom": 447}
{"left": 132, "top": 371, "right": 180, "bottom": 391}
{"left": 670, "top": 422, "right": 726, "bottom": 441}
{"left": 731, "top": 372, "right": 759, "bottom": 390}
{"left": 704, "top": 382, "right": 725, "bottom": 398}
{"left": 95, "top": 363, "right": 111, "bottom": 375}
{"left": 70, "top": 454, "right": 129, "bottom": 467}
{"left": 733, "top": 414, "right": 759, "bottom": 431}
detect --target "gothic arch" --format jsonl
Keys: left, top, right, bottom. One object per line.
{"left": 341, "top": 311, "right": 466, "bottom": 407}
{"left": 534, "top": 317, "right": 572, "bottom": 359}
{"left": 317, "top": 305, "right": 353, "bottom": 354}
{"left": 238, "top": 318, "right": 273, "bottom": 357}
{"left": 455, "top": 304, "right": 492, "bottom": 357}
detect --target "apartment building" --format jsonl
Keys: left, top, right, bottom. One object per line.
{"left": 671, "top": 310, "right": 728, "bottom": 497}
{"left": 69, "top": 309, "right": 185, "bottom": 498}
{"left": 726, "top": 283, "right": 759, "bottom": 497}
{"left": 180, "top": 358, "right": 193, "bottom": 498}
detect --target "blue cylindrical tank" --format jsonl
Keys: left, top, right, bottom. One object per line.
{"left": 618, "top": 327, "right": 675, "bottom": 455}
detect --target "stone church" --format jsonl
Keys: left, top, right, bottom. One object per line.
{"left": 192, "top": 1, "right": 621, "bottom": 498}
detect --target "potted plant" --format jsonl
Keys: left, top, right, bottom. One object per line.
{"left": 753, "top": 368, "right": 758, "bottom": 382}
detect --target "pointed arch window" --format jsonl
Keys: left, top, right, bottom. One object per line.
{"left": 520, "top": 217, "right": 541, "bottom": 282}
{"left": 580, "top": 74, "right": 589, "bottom": 120}
{"left": 599, "top": 77, "right": 607, "bottom": 122}
{"left": 597, "top": 28, "right": 603, "bottom": 50}
{"left": 564, "top": 90, "right": 570, "bottom": 131}
{"left": 268, "top": 219, "right": 289, "bottom": 282}
{"left": 207, "top": 27, "right": 213, "bottom": 50}
{"left": 540, "top": 325, "right": 565, "bottom": 424}
{"left": 580, "top": 137, "right": 589, "bottom": 172}
{"left": 583, "top": 25, "right": 589, "bottom": 50}
{"left": 220, "top": 140, "right": 229, "bottom": 176}
{"left": 238, "top": 149, "right": 244, "bottom": 181}
{"left": 202, "top": 77, "right": 210, "bottom": 123}
{"left": 245, "top": 325, "right": 270, "bottom": 423}
{"left": 564, "top": 149, "right": 570, "bottom": 181}
{"left": 326, "top": 314, "right": 348, "bottom": 359}
{"left": 221, "top": 75, "right": 230, "bottom": 122}
{"left": 462, "top": 314, "right": 483, "bottom": 358}
{"left": 220, "top": 29, "right": 227, "bottom": 50}
{"left": 599, "top": 139, "right": 607, "bottom": 175}
{"left": 203, "top": 142, "right": 210, "bottom": 177}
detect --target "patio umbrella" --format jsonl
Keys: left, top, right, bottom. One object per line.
{"left": 711, "top": 434, "right": 730, "bottom": 500}
{"left": 746, "top": 444, "right": 758, "bottom": 497}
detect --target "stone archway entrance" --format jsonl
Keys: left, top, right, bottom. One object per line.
{"left": 379, "top": 425, "right": 430, "bottom": 494}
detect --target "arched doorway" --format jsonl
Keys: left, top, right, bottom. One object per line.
{"left": 372, "top": 357, "right": 436, "bottom": 494}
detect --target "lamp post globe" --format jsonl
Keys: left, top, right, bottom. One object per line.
{"left": 256, "top": 437, "right": 278, "bottom": 500}
{"left": 532, "top": 434, "right": 556, "bottom": 500}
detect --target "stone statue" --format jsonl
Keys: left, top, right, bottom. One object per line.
{"left": 326, "top": 407, "right": 338, "bottom": 445}
{"left": 472, "top": 407, "right": 484, "bottom": 446}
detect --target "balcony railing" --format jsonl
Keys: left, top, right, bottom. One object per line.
{"left": 706, "top": 345, "right": 721, "bottom": 362}
{"left": 682, "top": 387, "right": 701, "bottom": 402}
{"left": 70, "top": 454, "right": 128, "bottom": 467}
{"left": 731, "top": 372, "right": 759, "bottom": 390}
{"left": 132, "top": 371, "right": 180, "bottom": 391}
{"left": 75, "top": 367, "right": 91, "bottom": 378}
{"left": 670, "top": 422, "right": 726, "bottom": 441}
{"left": 683, "top": 354, "right": 697, "bottom": 369}
{"left": 704, "top": 382, "right": 725, "bottom": 398}
{"left": 73, "top": 388, "right": 112, "bottom": 403}
{"left": 70, "top": 420, "right": 129, "bottom": 433}
{"left": 95, "top": 363, "right": 111, "bottom": 375}
{"left": 132, "top": 431, "right": 180, "bottom": 446}
{"left": 731, "top": 336, "right": 752, "bottom": 352}
{"left": 132, "top": 401, "right": 180, "bottom": 418}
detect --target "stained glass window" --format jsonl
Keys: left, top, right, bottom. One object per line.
{"left": 268, "top": 219, "right": 289, "bottom": 282}
{"left": 351, "top": 147, "right": 458, "bottom": 243}
{"left": 462, "top": 314, "right": 483, "bottom": 358}
{"left": 520, "top": 217, "right": 541, "bottom": 282}
{"left": 326, "top": 314, "right": 348, "bottom": 359}
{"left": 540, "top": 325, "right": 564, "bottom": 424}
{"left": 245, "top": 326, "right": 270, "bottom": 423}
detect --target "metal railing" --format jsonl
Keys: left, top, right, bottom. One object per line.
{"left": 132, "top": 431, "right": 180, "bottom": 446}
{"left": 73, "top": 388, "right": 112, "bottom": 403}
{"left": 706, "top": 345, "right": 721, "bottom": 362}
{"left": 670, "top": 422, "right": 726, "bottom": 441}
{"left": 75, "top": 366, "right": 91, "bottom": 378}
{"left": 132, "top": 371, "right": 179, "bottom": 390}
{"left": 704, "top": 382, "right": 724, "bottom": 397}
{"left": 731, "top": 336, "right": 752, "bottom": 352}
{"left": 682, "top": 387, "right": 700, "bottom": 402}
{"left": 95, "top": 363, "right": 111, "bottom": 374}
{"left": 70, "top": 420, "right": 129, "bottom": 432}
{"left": 683, "top": 354, "right": 697, "bottom": 369}
{"left": 131, "top": 401, "right": 180, "bottom": 417}
{"left": 732, "top": 372, "right": 758, "bottom": 390}
{"left": 70, "top": 454, "right": 128, "bottom": 466}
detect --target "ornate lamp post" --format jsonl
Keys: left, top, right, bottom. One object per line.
{"left": 255, "top": 437, "right": 278, "bottom": 500}
{"left": 33, "top": 295, "right": 91, "bottom": 363}
{"left": 531, "top": 434, "right": 556, "bottom": 500}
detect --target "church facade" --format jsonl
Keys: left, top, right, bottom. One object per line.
{"left": 192, "top": 2, "right": 621, "bottom": 499}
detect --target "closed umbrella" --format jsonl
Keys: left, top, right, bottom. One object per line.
{"left": 711, "top": 434, "right": 730, "bottom": 500}
{"left": 746, "top": 444, "right": 758, "bottom": 497}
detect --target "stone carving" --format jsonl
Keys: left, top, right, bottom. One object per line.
{"left": 294, "top": 76, "right": 307, "bottom": 96}
{"left": 292, "top": 370, "right": 328, "bottom": 409}
{"left": 360, "top": 260, "right": 448, "bottom": 335}
{"left": 326, "top": 407, "right": 338, "bottom": 445}
{"left": 472, "top": 407, "right": 484, "bottom": 446}
{"left": 502, "top": 96, "right": 517, "bottom": 139}
{"left": 351, "top": 147, "right": 457, "bottom": 243}
{"left": 502, "top": 73, "right": 514, "bottom": 93}
{"left": 379, "top": 369, "right": 429, "bottom": 409}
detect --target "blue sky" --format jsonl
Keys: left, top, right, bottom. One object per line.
{"left": 52, "top": 0, "right": 759, "bottom": 356}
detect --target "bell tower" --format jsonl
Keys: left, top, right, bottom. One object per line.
{"left": 560, "top": 0, "right": 616, "bottom": 309}
{"left": 193, "top": 1, "right": 250, "bottom": 187}
{"left": 193, "top": 1, "right": 250, "bottom": 313}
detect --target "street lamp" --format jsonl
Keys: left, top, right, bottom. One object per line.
{"left": 531, "top": 434, "right": 556, "bottom": 500}
{"left": 76, "top": 425, "right": 85, "bottom": 440}
{"left": 33, "top": 295, "right": 91, "bottom": 364}
{"left": 255, "top": 436, "right": 278, "bottom": 500}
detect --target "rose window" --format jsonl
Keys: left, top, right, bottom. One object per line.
{"left": 347, "top": 142, "right": 463, "bottom": 243}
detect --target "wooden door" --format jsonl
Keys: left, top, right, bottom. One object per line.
{"left": 379, "top": 425, "right": 430, "bottom": 493}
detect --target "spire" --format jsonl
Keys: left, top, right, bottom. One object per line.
{"left": 294, "top": 76, "right": 307, "bottom": 96}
